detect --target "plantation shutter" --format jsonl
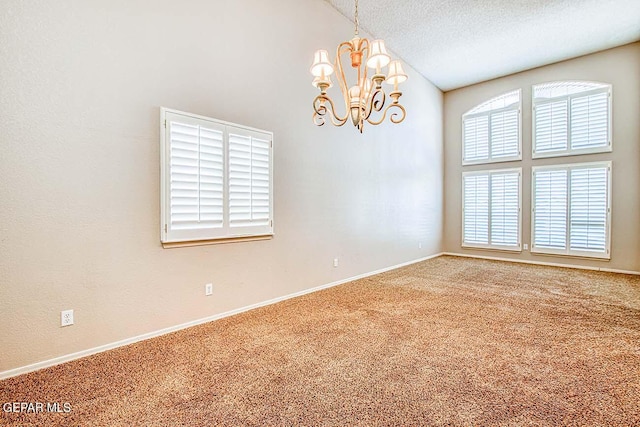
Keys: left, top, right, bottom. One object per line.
{"left": 569, "top": 166, "right": 608, "bottom": 252}
{"left": 533, "top": 169, "right": 567, "bottom": 250}
{"left": 532, "top": 162, "right": 610, "bottom": 258}
{"left": 490, "top": 172, "right": 519, "bottom": 246}
{"left": 570, "top": 92, "right": 609, "bottom": 150}
{"left": 167, "top": 115, "right": 225, "bottom": 241}
{"left": 532, "top": 82, "right": 610, "bottom": 157}
{"left": 490, "top": 109, "right": 519, "bottom": 159}
{"left": 228, "top": 126, "right": 272, "bottom": 235}
{"left": 462, "top": 90, "right": 521, "bottom": 164}
{"left": 463, "top": 174, "right": 489, "bottom": 245}
{"left": 463, "top": 116, "right": 489, "bottom": 162}
{"left": 161, "top": 108, "right": 274, "bottom": 244}
{"left": 533, "top": 100, "right": 568, "bottom": 153}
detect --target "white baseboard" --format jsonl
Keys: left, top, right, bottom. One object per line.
{"left": 0, "top": 252, "right": 443, "bottom": 380}
{"left": 442, "top": 252, "right": 640, "bottom": 275}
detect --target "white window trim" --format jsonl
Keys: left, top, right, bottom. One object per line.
{"left": 531, "top": 161, "right": 611, "bottom": 259}
{"left": 462, "top": 90, "right": 522, "bottom": 166}
{"left": 462, "top": 167, "right": 522, "bottom": 252}
{"left": 532, "top": 84, "right": 612, "bottom": 159}
{"left": 160, "top": 108, "right": 274, "bottom": 246}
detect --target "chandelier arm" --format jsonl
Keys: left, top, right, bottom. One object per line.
{"left": 366, "top": 102, "right": 406, "bottom": 126}
{"left": 364, "top": 88, "right": 386, "bottom": 120}
{"left": 313, "top": 94, "right": 348, "bottom": 127}
{"left": 389, "top": 104, "right": 407, "bottom": 124}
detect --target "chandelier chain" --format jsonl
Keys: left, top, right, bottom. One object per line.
{"left": 354, "top": 0, "right": 359, "bottom": 35}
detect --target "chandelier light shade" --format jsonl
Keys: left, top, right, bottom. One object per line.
{"left": 310, "top": 0, "right": 407, "bottom": 133}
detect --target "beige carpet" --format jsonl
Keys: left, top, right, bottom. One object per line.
{"left": 1, "top": 255, "right": 639, "bottom": 426}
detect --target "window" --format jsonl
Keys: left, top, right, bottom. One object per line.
{"left": 532, "top": 162, "right": 611, "bottom": 259}
{"left": 532, "top": 81, "right": 611, "bottom": 158}
{"left": 462, "top": 168, "right": 521, "bottom": 251}
{"left": 462, "top": 90, "right": 521, "bottom": 165}
{"left": 160, "top": 108, "right": 273, "bottom": 245}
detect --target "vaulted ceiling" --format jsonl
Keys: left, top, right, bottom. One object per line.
{"left": 325, "top": 0, "right": 640, "bottom": 91}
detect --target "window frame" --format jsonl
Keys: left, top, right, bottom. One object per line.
{"left": 531, "top": 161, "right": 612, "bottom": 259}
{"left": 462, "top": 89, "right": 522, "bottom": 166}
{"left": 532, "top": 82, "right": 612, "bottom": 159}
{"left": 160, "top": 108, "right": 274, "bottom": 246}
{"left": 461, "top": 167, "right": 522, "bottom": 252}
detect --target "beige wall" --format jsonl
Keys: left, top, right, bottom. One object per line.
{"left": 0, "top": 0, "right": 444, "bottom": 373}
{"left": 443, "top": 43, "right": 640, "bottom": 272}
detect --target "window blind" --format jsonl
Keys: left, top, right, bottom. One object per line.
{"left": 462, "top": 90, "right": 521, "bottom": 164}
{"left": 569, "top": 167, "right": 607, "bottom": 252}
{"left": 463, "top": 169, "right": 520, "bottom": 250}
{"left": 463, "top": 174, "right": 489, "bottom": 245}
{"left": 532, "top": 162, "right": 610, "bottom": 258}
{"left": 490, "top": 172, "right": 519, "bottom": 246}
{"left": 161, "top": 109, "right": 273, "bottom": 244}
{"left": 533, "top": 81, "right": 610, "bottom": 157}
{"left": 169, "top": 121, "right": 224, "bottom": 232}
{"left": 228, "top": 127, "right": 272, "bottom": 230}
{"left": 532, "top": 169, "right": 567, "bottom": 250}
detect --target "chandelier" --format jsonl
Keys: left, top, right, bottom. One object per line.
{"left": 310, "top": 0, "right": 408, "bottom": 133}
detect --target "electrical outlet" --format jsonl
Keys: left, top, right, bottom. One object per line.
{"left": 333, "top": 258, "right": 339, "bottom": 268}
{"left": 523, "top": 243, "right": 529, "bottom": 250}
{"left": 61, "top": 310, "right": 74, "bottom": 327}
{"left": 205, "top": 283, "right": 213, "bottom": 296}
{"left": 419, "top": 242, "right": 423, "bottom": 249}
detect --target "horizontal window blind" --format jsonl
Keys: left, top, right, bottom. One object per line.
{"left": 463, "top": 169, "right": 521, "bottom": 250}
{"left": 532, "top": 169, "right": 567, "bottom": 250}
{"left": 490, "top": 172, "right": 519, "bottom": 246}
{"left": 532, "top": 162, "right": 610, "bottom": 258}
{"left": 570, "top": 91, "right": 608, "bottom": 150}
{"left": 169, "top": 120, "right": 224, "bottom": 233}
{"left": 463, "top": 174, "right": 489, "bottom": 245}
{"left": 463, "top": 90, "right": 521, "bottom": 164}
{"left": 161, "top": 109, "right": 273, "bottom": 244}
{"left": 228, "top": 128, "right": 272, "bottom": 230}
{"left": 533, "top": 81, "right": 611, "bottom": 158}
{"left": 463, "top": 116, "right": 489, "bottom": 162}
{"left": 569, "top": 167, "right": 607, "bottom": 252}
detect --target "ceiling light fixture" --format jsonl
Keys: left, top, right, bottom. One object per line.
{"left": 310, "top": 0, "right": 408, "bottom": 133}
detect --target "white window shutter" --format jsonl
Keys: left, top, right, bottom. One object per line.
{"left": 463, "top": 116, "right": 489, "bottom": 162}
{"left": 463, "top": 174, "right": 489, "bottom": 245}
{"left": 534, "top": 100, "right": 568, "bottom": 153}
{"left": 532, "top": 81, "right": 611, "bottom": 157}
{"left": 490, "top": 109, "right": 519, "bottom": 159}
{"left": 570, "top": 92, "right": 609, "bottom": 150}
{"left": 569, "top": 166, "right": 608, "bottom": 252}
{"left": 490, "top": 172, "right": 519, "bottom": 246}
{"left": 532, "top": 162, "right": 610, "bottom": 259}
{"left": 533, "top": 169, "right": 567, "bottom": 250}
{"left": 228, "top": 126, "right": 273, "bottom": 234}
{"left": 161, "top": 109, "right": 273, "bottom": 244}
{"left": 462, "top": 90, "right": 521, "bottom": 165}
{"left": 167, "top": 117, "right": 225, "bottom": 241}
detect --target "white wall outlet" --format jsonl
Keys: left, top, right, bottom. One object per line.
{"left": 333, "top": 258, "right": 339, "bottom": 268}
{"left": 61, "top": 309, "right": 74, "bottom": 327}
{"left": 205, "top": 283, "right": 213, "bottom": 296}
{"left": 523, "top": 243, "right": 529, "bottom": 250}
{"left": 419, "top": 242, "right": 423, "bottom": 249}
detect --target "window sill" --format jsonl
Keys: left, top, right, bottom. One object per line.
{"left": 162, "top": 234, "right": 273, "bottom": 249}
{"left": 530, "top": 248, "right": 610, "bottom": 261}
{"left": 462, "top": 244, "right": 522, "bottom": 253}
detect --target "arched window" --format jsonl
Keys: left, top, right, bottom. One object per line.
{"left": 462, "top": 89, "right": 521, "bottom": 165}
{"left": 532, "top": 81, "right": 611, "bottom": 158}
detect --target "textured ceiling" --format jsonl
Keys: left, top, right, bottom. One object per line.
{"left": 324, "top": 0, "right": 640, "bottom": 91}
